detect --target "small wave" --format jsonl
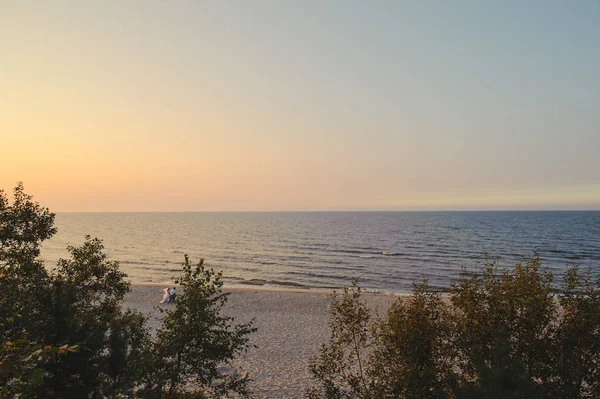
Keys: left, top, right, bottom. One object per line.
{"left": 357, "top": 246, "right": 381, "bottom": 251}
{"left": 283, "top": 270, "right": 342, "bottom": 279}
{"left": 306, "top": 243, "right": 332, "bottom": 248}
{"left": 382, "top": 251, "right": 404, "bottom": 256}
{"left": 257, "top": 260, "right": 278, "bottom": 265}
{"left": 335, "top": 249, "right": 381, "bottom": 255}
{"left": 241, "top": 279, "right": 269, "bottom": 286}
{"left": 224, "top": 276, "right": 245, "bottom": 281}
{"left": 271, "top": 280, "right": 310, "bottom": 288}
{"left": 548, "top": 249, "right": 568, "bottom": 254}
{"left": 121, "top": 260, "right": 155, "bottom": 265}
{"left": 238, "top": 278, "right": 309, "bottom": 288}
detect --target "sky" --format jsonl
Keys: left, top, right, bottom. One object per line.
{"left": 1, "top": 1, "right": 599, "bottom": 211}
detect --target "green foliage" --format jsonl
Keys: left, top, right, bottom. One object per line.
{"left": 1, "top": 231, "right": 148, "bottom": 397}
{"left": 370, "top": 282, "right": 455, "bottom": 399}
{"left": 450, "top": 255, "right": 555, "bottom": 398}
{"left": 307, "top": 282, "right": 372, "bottom": 399}
{"left": 0, "top": 338, "right": 79, "bottom": 398}
{"left": 309, "top": 255, "right": 600, "bottom": 399}
{"left": 0, "top": 182, "right": 56, "bottom": 269}
{"left": 140, "top": 256, "right": 256, "bottom": 398}
{"left": 0, "top": 183, "right": 255, "bottom": 398}
{"left": 550, "top": 267, "right": 600, "bottom": 398}
{"left": 308, "top": 282, "right": 454, "bottom": 399}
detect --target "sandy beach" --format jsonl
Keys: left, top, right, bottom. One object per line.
{"left": 124, "top": 285, "right": 392, "bottom": 398}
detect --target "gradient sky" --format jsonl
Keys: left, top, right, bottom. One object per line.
{"left": 1, "top": 1, "right": 599, "bottom": 211}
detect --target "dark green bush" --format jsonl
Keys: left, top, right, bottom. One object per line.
{"left": 307, "top": 283, "right": 373, "bottom": 399}
{"left": 309, "top": 256, "right": 600, "bottom": 399}
{"left": 0, "top": 183, "right": 255, "bottom": 398}
{"left": 139, "top": 256, "right": 256, "bottom": 398}
{"left": 550, "top": 267, "right": 600, "bottom": 398}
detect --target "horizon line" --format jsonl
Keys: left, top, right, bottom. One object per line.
{"left": 53, "top": 209, "right": 600, "bottom": 213}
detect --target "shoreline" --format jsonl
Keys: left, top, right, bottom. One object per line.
{"left": 124, "top": 285, "right": 393, "bottom": 398}
{"left": 129, "top": 281, "right": 408, "bottom": 296}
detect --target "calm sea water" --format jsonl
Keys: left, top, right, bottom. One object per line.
{"left": 40, "top": 212, "right": 600, "bottom": 293}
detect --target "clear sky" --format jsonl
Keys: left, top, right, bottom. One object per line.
{"left": 1, "top": 1, "right": 599, "bottom": 211}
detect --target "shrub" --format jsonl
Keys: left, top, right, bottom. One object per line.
{"left": 550, "top": 267, "right": 600, "bottom": 398}
{"left": 370, "top": 282, "right": 455, "bottom": 398}
{"left": 139, "top": 256, "right": 256, "bottom": 398}
{"left": 309, "top": 256, "right": 600, "bottom": 399}
{"left": 0, "top": 183, "right": 255, "bottom": 398}
{"left": 307, "top": 283, "right": 372, "bottom": 399}
{"left": 450, "top": 255, "right": 556, "bottom": 398}
{"left": 308, "top": 282, "right": 454, "bottom": 399}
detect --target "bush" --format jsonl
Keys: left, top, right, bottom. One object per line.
{"left": 370, "top": 282, "right": 455, "bottom": 398}
{"left": 307, "top": 283, "right": 372, "bottom": 399}
{"left": 551, "top": 267, "right": 600, "bottom": 398}
{"left": 0, "top": 183, "right": 255, "bottom": 398}
{"left": 451, "top": 255, "right": 555, "bottom": 398}
{"left": 309, "top": 256, "right": 600, "bottom": 398}
{"left": 139, "top": 256, "right": 256, "bottom": 398}
{"left": 308, "top": 282, "right": 455, "bottom": 399}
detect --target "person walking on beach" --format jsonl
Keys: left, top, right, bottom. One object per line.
{"left": 168, "top": 287, "right": 176, "bottom": 303}
{"left": 160, "top": 287, "right": 170, "bottom": 303}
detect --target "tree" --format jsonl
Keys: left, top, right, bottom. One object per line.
{"left": 450, "top": 255, "right": 555, "bottom": 398}
{"left": 549, "top": 267, "right": 600, "bottom": 398}
{"left": 0, "top": 233, "right": 149, "bottom": 398}
{"left": 309, "top": 255, "right": 600, "bottom": 399}
{"left": 307, "top": 283, "right": 373, "bottom": 399}
{"left": 0, "top": 182, "right": 56, "bottom": 270}
{"left": 1, "top": 183, "right": 256, "bottom": 398}
{"left": 141, "top": 256, "right": 256, "bottom": 399}
{"left": 369, "top": 282, "right": 455, "bottom": 399}
{"left": 307, "top": 282, "right": 454, "bottom": 399}
{"left": 1, "top": 182, "right": 60, "bottom": 396}
{"left": 0, "top": 183, "right": 56, "bottom": 344}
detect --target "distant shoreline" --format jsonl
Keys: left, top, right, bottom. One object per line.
{"left": 130, "top": 281, "right": 396, "bottom": 296}
{"left": 54, "top": 210, "right": 600, "bottom": 213}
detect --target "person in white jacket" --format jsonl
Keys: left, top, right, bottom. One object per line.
{"left": 160, "top": 287, "right": 171, "bottom": 303}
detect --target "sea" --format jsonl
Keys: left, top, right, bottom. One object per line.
{"left": 40, "top": 211, "right": 600, "bottom": 294}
